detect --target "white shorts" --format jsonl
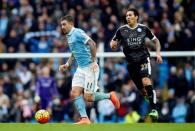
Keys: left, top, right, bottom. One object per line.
{"left": 72, "top": 65, "right": 99, "bottom": 93}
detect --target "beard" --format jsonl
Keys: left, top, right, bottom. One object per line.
{"left": 61, "top": 29, "right": 68, "bottom": 35}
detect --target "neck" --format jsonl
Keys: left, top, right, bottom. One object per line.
{"left": 128, "top": 23, "right": 137, "bottom": 28}
{"left": 65, "top": 26, "right": 74, "bottom": 35}
{"left": 69, "top": 26, "right": 73, "bottom": 32}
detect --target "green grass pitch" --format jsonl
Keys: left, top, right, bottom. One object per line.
{"left": 0, "top": 123, "right": 194, "bottom": 131}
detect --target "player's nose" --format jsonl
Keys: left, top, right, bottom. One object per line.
{"left": 127, "top": 16, "right": 131, "bottom": 20}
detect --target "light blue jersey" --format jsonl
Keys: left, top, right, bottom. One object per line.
{"left": 66, "top": 27, "right": 92, "bottom": 68}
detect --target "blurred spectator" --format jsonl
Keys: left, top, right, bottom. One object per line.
{"left": 27, "top": 36, "right": 53, "bottom": 53}
{"left": 175, "top": 67, "right": 188, "bottom": 97}
{"left": 118, "top": 80, "right": 142, "bottom": 122}
{"left": 97, "top": 99, "right": 115, "bottom": 123}
{"left": 5, "top": 29, "right": 21, "bottom": 52}
{"left": 0, "top": 36, "right": 6, "bottom": 53}
{"left": 0, "top": 85, "right": 10, "bottom": 122}
{"left": 187, "top": 94, "right": 195, "bottom": 122}
{"left": 184, "top": 63, "right": 193, "bottom": 90}
{"left": 19, "top": 0, "right": 33, "bottom": 17}
{"left": 18, "top": 90, "right": 33, "bottom": 122}
{"left": 168, "top": 66, "right": 178, "bottom": 92}
{"left": 172, "top": 97, "right": 187, "bottom": 123}
{"left": 159, "top": 102, "right": 171, "bottom": 122}
{"left": 34, "top": 66, "right": 59, "bottom": 110}
{"left": 158, "top": 59, "right": 169, "bottom": 88}
{"left": 17, "top": 66, "right": 32, "bottom": 89}
{"left": 0, "top": 9, "right": 8, "bottom": 38}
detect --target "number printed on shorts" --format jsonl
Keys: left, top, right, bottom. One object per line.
{"left": 85, "top": 82, "right": 95, "bottom": 92}
{"left": 140, "top": 63, "right": 148, "bottom": 71}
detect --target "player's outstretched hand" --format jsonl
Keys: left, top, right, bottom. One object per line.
{"left": 156, "top": 53, "right": 163, "bottom": 64}
{"left": 90, "top": 62, "right": 99, "bottom": 72}
{"left": 59, "top": 64, "right": 70, "bottom": 72}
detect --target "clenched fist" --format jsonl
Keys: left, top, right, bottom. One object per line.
{"left": 59, "top": 63, "right": 70, "bottom": 72}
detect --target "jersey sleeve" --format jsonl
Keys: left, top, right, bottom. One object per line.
{"left": 76, "top": 29, "right": 91, "bottom": 44}
{"left": 112, "top": 28, "right": 122, "bottom": 41}
{"left": 146, "top": 27, "right": 156, "bottom": 40}
{"left": 35, "top": 79, "right": 40, "bottom": 95}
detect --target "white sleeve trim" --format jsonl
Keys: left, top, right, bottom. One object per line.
{"left": 84, "top": 36, "right": 90, "bottom": 44}
{"left": 152, "top": 36, "right": 157, "bottom": 40}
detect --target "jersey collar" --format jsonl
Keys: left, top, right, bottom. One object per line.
{"left": 67, "top": 27, "right": 75, "bottom": 36}
{"left": 126, "top": 24, "right": 138, "bottom": 29}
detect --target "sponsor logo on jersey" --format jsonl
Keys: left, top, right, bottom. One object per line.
{"left": 137, "top": 28, "right": 142, "bottom": 32}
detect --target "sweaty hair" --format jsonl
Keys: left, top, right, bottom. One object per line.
{"left": 60, "top": 15, "right": 74, "bottom": 23}
{"left": 127, "top": 8, "right": 139, "bottom": 19}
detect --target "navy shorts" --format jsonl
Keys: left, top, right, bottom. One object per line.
{"left": 127, "top": 57, "right": 151, "bottom": 90}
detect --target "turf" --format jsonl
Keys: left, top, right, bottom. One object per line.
{"left": 0, "top": 123, "right": 195, "bottom": 131}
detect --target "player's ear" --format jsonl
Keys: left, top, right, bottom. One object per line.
{"left": 69, "top": 21, "right": 74, "bottom": 26}
{"left": 135, "top": 16, "right": 138, "bottom": 21}
{"left": 136, "top": 16, "right": 139, "bottom": 21}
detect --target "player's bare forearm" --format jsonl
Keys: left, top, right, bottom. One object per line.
{"left": 67, "top": 53, "right": 74, "bottom": 66}
{"left": 153, "top": 38, "right": 163, "bottom": 63}
{"left": 87, "top": 39, "right": 97, "bottom": 62}
{"left": 59, "top": 54, "right": 73, "bottom": 72}
{"left": 153, "top": 38, "right": 161, "bottom": 54}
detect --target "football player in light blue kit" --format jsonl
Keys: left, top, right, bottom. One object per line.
{"left": 59, "top": 15, "right": 120, "bottom": 124}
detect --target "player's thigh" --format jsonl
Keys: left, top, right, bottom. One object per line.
{"left": 127, "top": 63, "right": 143, "bottom": 90}
{"left": 139, "top": 57, "right": 152, "bottom": 86}
{"left": 127, "top": 64, "right": 147, "bottom": 96}
{"left": 139, "top": 57, "right": 152, "bottom": 78}
{"left": 71, "top": 86, "right": 84, "bottom": 97}
{"left": 84, "top": 66, "right": 100, "bottom": 93}
{"left": 71, "top": 68, "right": 85, "bottom": 97}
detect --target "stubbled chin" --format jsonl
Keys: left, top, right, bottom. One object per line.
{"left": 62, "top": 31, "right": 67, "bottom": 35}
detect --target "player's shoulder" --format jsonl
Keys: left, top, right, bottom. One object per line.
{"left": 117, "top": 24, "right": 129, "bottom": 31}
{"left": 137, "top": 23, "right": 149, "bottom": 29}
{"left": 73, "top": 28, "right": 86, "bottom": 37}
{"left": 75, "top": 28, "right": 85, "bottom": 34}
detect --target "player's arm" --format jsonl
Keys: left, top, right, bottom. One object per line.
{"left": 78, "top": 29, "right": 97, "bottom": 62}
{"left": 86, "top": 39, "right": 97, "bottom": 62}
{"left": 59, "top": 53, "right": 74, "bottom": 72}
{"left": 146, "top": 27, "right": 163, "bottom": 63}
{"left": 152, "top": 38, "right": 161, "bottom": 56}
{"left": 110, "top": 28, "right": 121, "bottom": 50}
{"left": 34, "top": 80, "right": 41, "bottom": 103}
{"left": 66, "top": 53, "right": 75, "bottom": 66}
{"left": 152, "top": 38, "right": 163, "bottom": 63}
{"left": 79, "top": 29, "right": 98, "bottom": 71}
{"left": 86, "top": 39, "right": 99, "bottom": 72}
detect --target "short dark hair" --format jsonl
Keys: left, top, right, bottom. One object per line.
{"left": 127, "top": 8, "right": 139, "bottom": 19}
{"left": 60, "top": 15, "right": 74, "bottom": 23}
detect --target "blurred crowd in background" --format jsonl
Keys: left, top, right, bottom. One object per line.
{"left": 0, "top": 0, "right": 195, "bottom": 123}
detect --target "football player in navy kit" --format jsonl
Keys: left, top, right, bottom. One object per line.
{"left": 110, "top": 8, "right": 163, "bottom": 120}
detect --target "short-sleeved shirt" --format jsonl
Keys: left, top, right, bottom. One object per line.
{"left": 66, "top": 27, "right": 92, "bottom": 68}
{"left": 113, "top": 23, "right": 157, "bottom": 63}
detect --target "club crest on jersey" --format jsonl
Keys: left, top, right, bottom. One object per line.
{"left": 137, "top": 28, "right": 142, "bottom": 32}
